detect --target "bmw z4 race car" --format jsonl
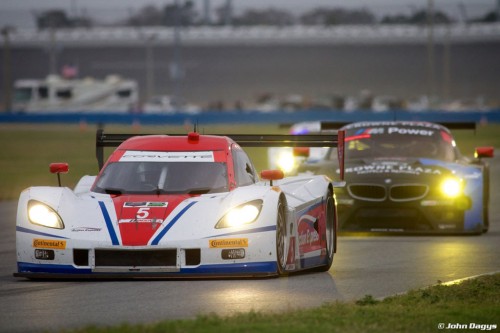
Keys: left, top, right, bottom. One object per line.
{"left": 295, "top": 121, "right": 494, "bottom": 234}
{"left": 15, "top": 130, "right": 344, "bottom": 279}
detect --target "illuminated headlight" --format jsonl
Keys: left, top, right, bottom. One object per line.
{"left": 216, "top": 200, "right": 263, "bottom": 229}
{"left": 28, "top": 200, "right": 64, "bottom": 229}
{"left": 440, "top": 178, "right": 463, "bottom": 198}
{"left": 276, "top": 151, "right": 295, "bottom": 174}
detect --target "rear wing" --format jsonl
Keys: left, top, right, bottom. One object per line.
{"left": 96, "top": 129, "right": 345, "bottom": 180}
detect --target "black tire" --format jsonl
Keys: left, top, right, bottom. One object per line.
{"left": 316, "top": 189, "right": 336, "bottom": 272}
{"left": 276, "top": 196, "right": 288, "bottom": 276}
{"left": 482, "top": 165, "right": 490, "bottom": 233}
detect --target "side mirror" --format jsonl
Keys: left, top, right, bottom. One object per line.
{"left": 50, "top": 162, "right": 69, "bottom": 187}
{"left": 260, "top": 169, "right": 284, "bottom": 186}
{"left": 474, "top": 147, "right": 494, "bottom": 159}
{"left": 293, "top": 147, "right": 310, "bottom": 158}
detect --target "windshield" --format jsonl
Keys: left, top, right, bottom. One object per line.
{"left": 93, "top": 161, "right": 228, "bottom": 195}
{"left": 344, "top": 126, "right": 457, "bottom": 162}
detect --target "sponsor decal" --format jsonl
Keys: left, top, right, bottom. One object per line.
{"left": 120, "top": 150, "right": 215, "bottom": 162}
{"left": 298, "top": 228, "right": 320, "bottom": 247}
{"left": 209, "top": 238, "right": 248, "bottom": 248}
{"left": 34, "top": 249, "right": 55, "bottom": 260}
{"left": 118, "top": 218, "right": 164, "bottom": 229}
{"left": 298, "top": 214, "right": 321, "bottom": 250}
{"left": 33, "top": 238, "right": 66, "bottom": 249}
{"left": 71, "top": 227, "right": 102, "bottom": 232}
{"left": 387, "top": 127, "right": 434, "bottom": 136}
{"left": 124, "top": 202, "right": 168, "bottom": 207}
{"left": 345, "top": 163, "right": 441, "bottom": 175}
{"left": 348, "top": 121, "right": 443, "bottom": 130}
{"left": 221, "top": 248, "right": 246, "bottom": 260}
{"left": 421, "top": 200, "right": 453, "bottom": 206}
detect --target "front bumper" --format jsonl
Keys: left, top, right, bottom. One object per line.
{"left": 15, "top": 228, "right": 279, "bottom": 279}
{"left": 336, "top": 196, "right": 481, "bottom": 234}
{"left": 14, "top": 261, "right": 279, "bottom": 279}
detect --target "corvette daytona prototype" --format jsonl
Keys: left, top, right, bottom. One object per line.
{"left": 296, "top": 121, "right": 493, "bottom": 234}
{"left": 15, "top": 130, "right": 344, "bottom": 278}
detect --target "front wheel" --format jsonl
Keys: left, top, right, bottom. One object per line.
{"left": 316, "top": 189, "right": 336, "bottom": 272}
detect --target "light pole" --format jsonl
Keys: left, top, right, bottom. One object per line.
{"left": 170, "top": 0, "right": 183, "bottom": 109}
{"left": 49, "top": 27, "right": 58, "bottom": 75}
{"left": 1, "top": 26, "right": 13, "bottom": 112}
{"left": 145, "top": 33, "right": 157, "bottom": 102}
{"left": 442, "top": 22, "right": 451, "bottom": 103}
{"left": 426, "top": 0, "right": 436, "bottom": 104}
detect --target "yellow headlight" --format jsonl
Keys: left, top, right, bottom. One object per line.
{"left": 28, "top": 201, "right": 64, "bottom": 229}
{"left": 276, "top": 151, "right": 295, "bottom": 174}
{"left": 216, "top": 200, "right": 262, "bottom": 229}
{"left": 440, "top": 178, "right": 462, "bottom": 198}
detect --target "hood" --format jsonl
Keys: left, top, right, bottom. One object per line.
{"left": 110, "top": 194, "right": 191, "bottom": 246}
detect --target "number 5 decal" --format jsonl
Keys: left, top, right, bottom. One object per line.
{"left": 136, "top": 207, "right": 150, "bottom": 219}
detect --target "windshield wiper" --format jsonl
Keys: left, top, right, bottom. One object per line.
{"left": 103, "top": 187, "right": 123, "bottom": 195}
{"left": 187, "top": 187, "right": 212, "bottom": 195}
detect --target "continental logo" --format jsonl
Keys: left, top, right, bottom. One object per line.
{"left": 209, "top": 238, "right": 248, "bottom": 248}
{"left": 33, "top": 239, "right": 66, "bottom": 249}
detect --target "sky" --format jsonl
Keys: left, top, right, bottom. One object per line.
{"left": 0, "top": 0, "right": 497, "bottom": 28}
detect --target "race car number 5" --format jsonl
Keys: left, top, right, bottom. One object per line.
{"left": 136, "top": 207, "right": 150, "bottom": 218}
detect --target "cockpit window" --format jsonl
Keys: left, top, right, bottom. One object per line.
{"left": 232, "top": 146, "right": 257, "bottom": 186}
{"left": 93, "top": 161, "right": 228, "bottom": 195}
{"left": 344, "top": 126, "right": 457, "bottom": 162}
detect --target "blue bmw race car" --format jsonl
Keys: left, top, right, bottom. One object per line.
{"left": 296, "top": 121, "right": 494, "bottom": 234}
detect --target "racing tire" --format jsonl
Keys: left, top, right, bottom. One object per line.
{"left": 482, "top": 205, "right": 489, "bottom": 233}
{"left": 316, "top": 189, "right": 336, "bottom": 272}
{"left": 482, "top": 165, "right": 490, "bottom": 233}
{"left": 276, "top": 196, "right": 288, "bottom": 276}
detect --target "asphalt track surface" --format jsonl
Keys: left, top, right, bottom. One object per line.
{"left": 1, "top": 156, "right": 499, "bottom": 332}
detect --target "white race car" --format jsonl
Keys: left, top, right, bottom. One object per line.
{"left": 15, "top": 130, "right": 345, "bottom": 278}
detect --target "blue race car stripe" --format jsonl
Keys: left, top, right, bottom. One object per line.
{"left": 17, "top": 261, "right": 277, "bottom": 276}
{"left": 151, "top": 201, "right": 196, "bottom": 245}
{"left": 16, "top": 226, "right": 68, "bottom": 239}
{"left": 17, "top": 262, "right": 92, "bottom": 274}
{"left": 98, "top": 201, "right": 119, "bottom": 245}
{"left": 296, "top": 199, "right": 324, "bottom": 215}
{"left": 180, "top": 261, "right": 277, "bottom": 274}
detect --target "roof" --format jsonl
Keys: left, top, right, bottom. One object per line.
{"left": 342, "top": 121, "right": 450, "bottom": 132}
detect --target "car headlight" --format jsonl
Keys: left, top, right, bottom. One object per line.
{"left": 28, "top": 200, "right": 64, "bottom": 229}
{"left": 216, "top": 200, "right": 263, "bottom": 229}
{"left": 276, "top": 151, "right": 296, "bottom": 174}
{"left": 440, "top": 178, "right": 463, "bottom": 198}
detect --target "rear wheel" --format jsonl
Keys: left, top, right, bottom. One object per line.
{"left": 482, "top": 166, "right": 490, "bottom": 233}
{"left": 482, "top": 205, "right": 489, "bottom": 233}
{"left": 276, "top": 196, "right": 288, "bottom": 276}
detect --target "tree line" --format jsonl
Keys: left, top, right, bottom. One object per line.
{"left": 35, "top": 1, "right": 498, "bottom": 29}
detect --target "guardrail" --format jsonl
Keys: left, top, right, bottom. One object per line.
{"left": 9, "top": 23, "right": 500, "bottom": 47}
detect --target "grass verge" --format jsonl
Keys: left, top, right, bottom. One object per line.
{"left": 1, "top": 123, "right": 498, "bottom": 201}
{"left": 63, "top": 273, "right": 500, "bottom": 333}
{"left": 0, "top": 123, "right": 287, "bottom": 201}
